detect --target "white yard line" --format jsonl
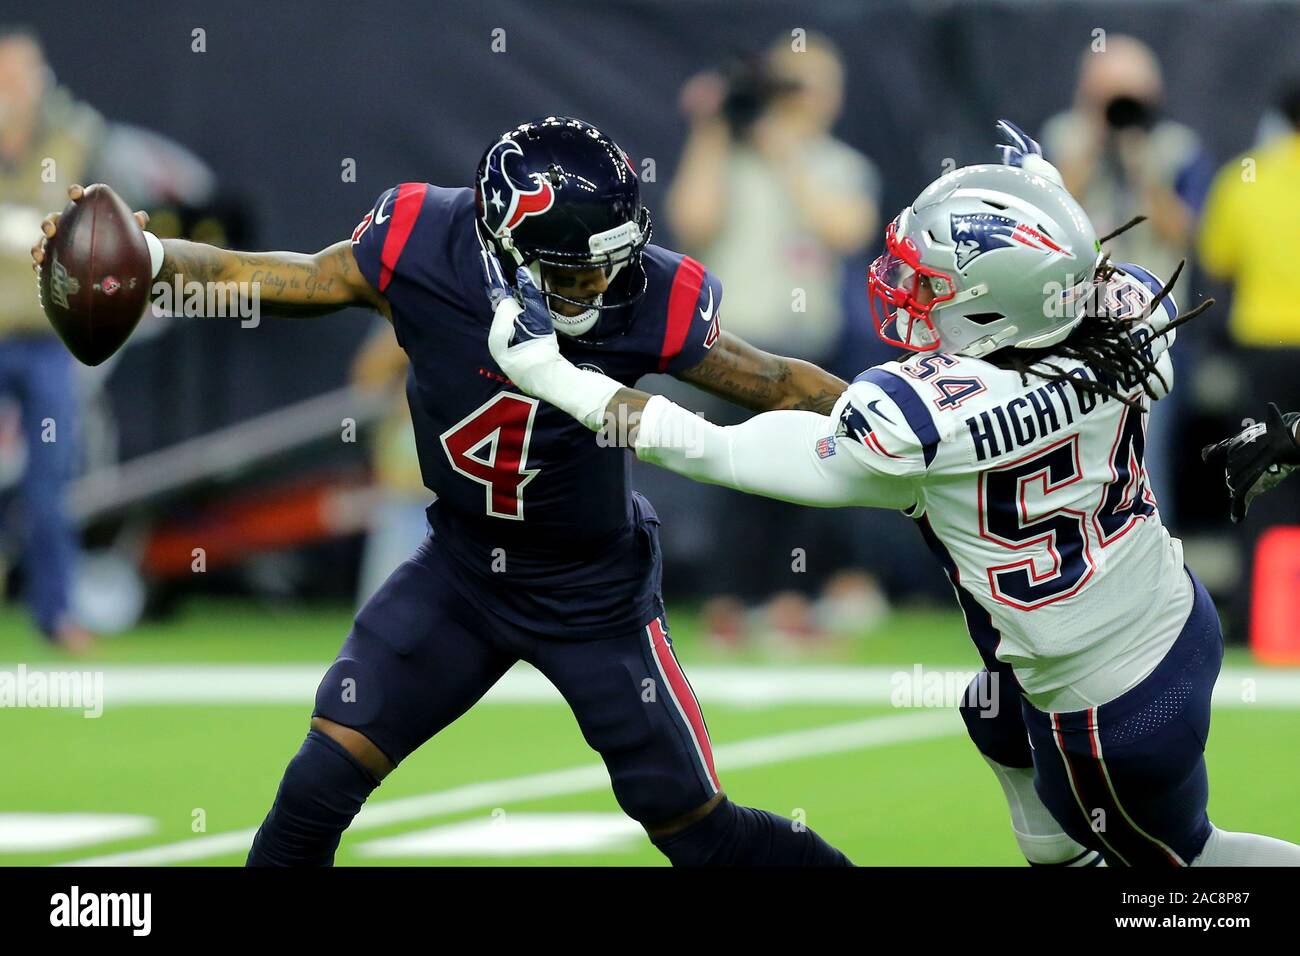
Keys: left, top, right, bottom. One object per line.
{"left": 3, "top": 663, "right": 1298, "bottom": 708}
{"left": 60, "top": 710, "right": 960, "bottom": 866}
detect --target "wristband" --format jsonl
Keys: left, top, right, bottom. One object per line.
{"left": 634, "top": 394, "right": 673, "bottom": 451}
{"left": 536, "top": 360, "right": 622, "bottom": 432}
{"left": 143, "top": 231, "right": 165, "bottom": 279}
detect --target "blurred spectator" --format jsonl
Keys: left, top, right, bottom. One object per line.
{"left": 1041, "top": 34, "right": 1215, "bottom": 521}
{"left": 350, "top": 321, "right": 429, "bottom": 605}
{"left": 658, "top": 33, "right": 881, "bottom": 645}
{"left": 1199, "top": 80, "right": 1300, "bottom": 356}
{"left": 0, "top": 28, "right": 101, "bottom": 650}
{"left": 0, "top": 26, "right": 213, "bottom": 648}
{"left": 668, "top": 32, "right": 879, "bottom": 361}
{"left": 1197, "top": 78, "right": 1300, "bottom": 637}
{"left": 1043, "top": 35, "right": 1213, "bottom": 284}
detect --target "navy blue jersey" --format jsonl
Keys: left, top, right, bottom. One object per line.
{"left": 350, "top": 183, "right": 721, "bottom": 637}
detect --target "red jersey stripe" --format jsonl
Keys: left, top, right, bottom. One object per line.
{"left": 378, "top": 183, "right": 429, "bottom": 293}
{"left": 657, "top": 256, "right": 707, "bottom": 373}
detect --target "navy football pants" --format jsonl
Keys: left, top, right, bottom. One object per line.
{"left": 313, "top": 536, "right": 721, "bottom": 826}
{"left": 961, "top": 571, "right": 1222, "bottom": 866}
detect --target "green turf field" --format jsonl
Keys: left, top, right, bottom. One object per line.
{"left": 1, "top": 599, "right": 1297, "bottom": 866}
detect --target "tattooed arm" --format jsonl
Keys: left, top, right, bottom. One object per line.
{"left": 156, "top": 239, "right": 388, "bottom": 319}
{"left": 586, "top": 333, "right": 846, "bottom": 440}
{"left": 482, "top": 253, "right": 846, "bottom": 443}
{"left": 675, "top": 332, "right": 846, "bottom": 413}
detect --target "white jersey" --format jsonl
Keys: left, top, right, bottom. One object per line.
{"left": 830, "top": 265, "right": 1193, "bottom": 709}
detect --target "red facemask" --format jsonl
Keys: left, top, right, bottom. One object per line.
{"left": 867, "top": 218, "right": 957, "bottom": 352}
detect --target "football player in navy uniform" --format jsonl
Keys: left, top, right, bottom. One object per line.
{"left": 34, "top": 116, "right": 852, "bottom": 865}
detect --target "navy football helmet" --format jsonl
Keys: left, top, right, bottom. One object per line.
{"left": 475, "top": 116, "right": 652, "bottom": 336}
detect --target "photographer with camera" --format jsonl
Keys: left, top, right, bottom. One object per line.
{"left": 1041, "top": 34, "right": 1214, "bottom": 524}
{"left": 662, "top": 34, "right": 880, "bottom": 647}
{"left": 668, "top": 34, "right": 878, "bottom": 362}
{"left": 1043, "top": 35, "right": 1213, "bottom": 307}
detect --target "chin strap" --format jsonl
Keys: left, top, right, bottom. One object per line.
{"left": 960, "top": 326, "right": 1021, "bottom": 358}
{"left": 526, "top": 261, "right": 600, "bottom": 336}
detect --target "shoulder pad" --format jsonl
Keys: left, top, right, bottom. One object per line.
{"left": 833, "top": 367, "right": 941, "bottom": 475}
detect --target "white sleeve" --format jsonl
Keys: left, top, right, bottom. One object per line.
{"left": 633, "top": 395, "right": 917, "bottom": 510}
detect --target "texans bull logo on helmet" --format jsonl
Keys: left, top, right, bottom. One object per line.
{"left": 950, "top": 212, "right": 1069, "bottom": 269}
{"left": 479, "top": 138, "right": 556, "bottom": 238}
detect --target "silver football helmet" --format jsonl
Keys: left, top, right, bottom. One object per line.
{"left": 868, "top": 160, "right": 1100, "bottom": 357}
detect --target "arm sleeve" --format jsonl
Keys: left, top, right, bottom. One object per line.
{"left": 633, "top": 395, "right": 917, "bottom": 510}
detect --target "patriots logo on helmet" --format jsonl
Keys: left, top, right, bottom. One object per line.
{"left": 950, "top": 213, "right": 1069, "bottom": 269}
{"left": 479, "top": 138, "right": 556, "bottom": 238}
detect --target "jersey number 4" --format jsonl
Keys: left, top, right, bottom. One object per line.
{"left": 440, "top": 393, "right": 540, "bottom": 520}
{"left": 977, "top": 405, "right": 1154, "bottom": 610}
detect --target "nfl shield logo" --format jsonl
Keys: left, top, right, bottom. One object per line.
{"left": 816, "top": 436, "right": 836, "bottom": 459}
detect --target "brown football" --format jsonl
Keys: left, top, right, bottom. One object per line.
{"left": 38, "top": 183, "right": 151, "bottom": 366}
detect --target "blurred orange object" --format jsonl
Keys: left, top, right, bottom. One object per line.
{"left": 1251, "top": 526, "right": 1300, "bottom": 665}
{"left": 143, "top": 472, "right": 373, "bottom": 579}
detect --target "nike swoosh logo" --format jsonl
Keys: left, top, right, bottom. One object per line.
{"left": 866, "top": 399, "right": 895, "bottom": 424}
{"left": 698, "top": 286, "right": 714, "bottom": 323}
{"left": 373, "top": 189, "right": 395, "bottom": 225}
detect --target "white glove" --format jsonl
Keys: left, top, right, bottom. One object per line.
{"left": 995, "top": 118, "right": 1064, "bottom": 187}
{"left": 481, "top": 245, "right": 621, "bottom": 431}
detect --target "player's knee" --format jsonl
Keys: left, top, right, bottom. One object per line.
{"left": 310, "top": 716, "right": 395, "bottom": 781}
{"left": 603, "top": 749, "right": 721, "bottom": 827}
{"left": 312, "top": 655, "right": 396, "bottom": 778}
{"left": 649, "top": 795, "right": 742, "bottom": 865}
{"left": 960, "top": 669, "right": 1032, "bottom": 769}
{"left": 246, "top": 728, "right": 383, "bottom": 866}
{"left": 644, "top": 792, "right": 726, "bottom": 841}
{"left": 315, "top": 656, "right": 385, "bottom": 725}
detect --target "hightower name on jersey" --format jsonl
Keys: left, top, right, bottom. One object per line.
{"left": 965, "top": 325, "right": 1157, "bottom": 463}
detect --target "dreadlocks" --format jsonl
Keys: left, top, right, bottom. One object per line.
{"left": 989, "top": 216, "right": 1215, "bottom": 410}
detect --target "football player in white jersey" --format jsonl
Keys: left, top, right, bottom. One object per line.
{"left": 482, "top": 122, "right": 1300, "bottom": 867}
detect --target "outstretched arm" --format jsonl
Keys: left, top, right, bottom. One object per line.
{"left": 33, "top": 184, "right": 387, "bottom": 319}
{"left": 632, "top": 394, "right": 913, "bottom": 509}
{"left": 154, "top": 238, "right": 387, "bottom": 318}
{"left": 676, "top": 331, "right": 847, "bottom": 414}
{"left": 481, "top": 252, "right": 912, "bottom": 509}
